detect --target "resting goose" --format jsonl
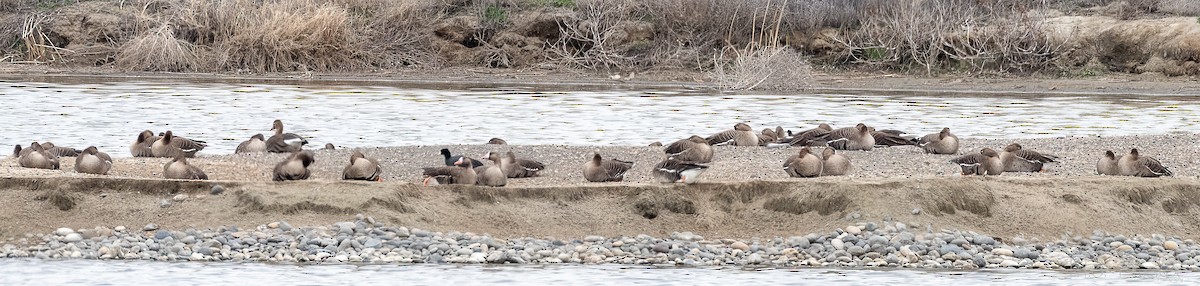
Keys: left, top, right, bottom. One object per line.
{"left": 826, "top": 123, "right": 876, "bottom": 151}
{"left": 151, "top": 131, "right": 207, "bottom": 158}
{"left": 820, "top": 148, "right": 851, "bottom": 176}
{"left": 266, "top": 120, "right": 309, "bottom": 153}
{"left": 422, "top": 157, "right": 477, "bottom": 185}
{"left": 652, "top": 157, "right": 709, "bottom": 184}
{"left": 74, "top": 146, "right": 112, "bottom": 175}
{"left": 663, "top": 135, "right": 714, "bottom": 163}
{"left": 949, "top": 148, "right": 1003, "bottom": 176}
{"left": 441, "top": 148, "right": 484, "bottom": 167}
{"left": 1096, "top": 150, "right": 1119, "bottom": 176}
{"left": 163, "top": 155, "right": 207, "bottom": 180}
{"left": 18, "top": 142, "right": 59, "bottom": 170}
{"left": 758, "top": 127, "right": 780, "bottom": 146}
{"left": 917, "top": 128, "right": 959, "bottom": 154}
{"left": 474, "top": 153, "right": 507, "bottom": 187}
{"left": 871, "top": 130, "right": 916, "bottom": 147}
{"left": 583, "top": 153, "right": 634, "bottom": 182}
{"left": 784, "top": 147, "right": 822, "bottom": 178}
{"left": 501, "top": 151, "right": 545, "bottom": 178}
{"left": 130, "top": 130, "right": 159, "bottom": 157}
{"left": 12, "top": 144, "right": 33, "bottom": 159}
{"left": 487, "top": 138, "right": 508, "bottom": 145}
{"left": 342, "top": 150, "right": 382, "bottom": 181}
{"left": 1117, "top": 148, "right": 1171, "bottom": 177}
{"left": 1000, "top": 143, "right": 1059, "bottom": 172}
{"left": 324, "top": 143, "right": 336, "bottom": 150}
{"left": 236, "top": 134, "right": 268, "bottom": 153}
{"left": 706, "top": 123, "right": 758, "bottom": 146}
{"left": 39, "top": 142, "right": 80, "bottom": 157}
{"left": 778, "top": 123, "right": 834, "bottom": 147}
{"left": 273, "top": 151, "right": 316, "bottom": 181}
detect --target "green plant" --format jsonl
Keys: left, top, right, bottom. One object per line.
{"left": 528, "top": 0, "right": 575, "bottom": 7}
{"left": 863, "top": 47, "right": 887, "bottom": 61}
{"left": 484, "top": 5, "right": 507, "bottom": 24}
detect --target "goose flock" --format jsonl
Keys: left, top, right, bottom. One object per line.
{"left": 6, "top": 120, "right": 1174, "bottom": 186}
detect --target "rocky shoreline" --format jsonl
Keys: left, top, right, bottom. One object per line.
{"left": 2, "top": 215, "right": 1196, "bottom": 270}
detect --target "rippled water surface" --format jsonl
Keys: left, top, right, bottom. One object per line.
{"left": 3, "top": 79, "right": 1199, "bottom": 156}
{"left": 1, "top": 259, "right": 1197, "bottom": 285}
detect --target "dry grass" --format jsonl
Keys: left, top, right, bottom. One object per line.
{"left": 115, "top": 23, "right": 195, "bottom": 71}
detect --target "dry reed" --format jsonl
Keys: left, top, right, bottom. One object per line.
{"left": 116, "top": 23, "right": 196, "bottom": 71}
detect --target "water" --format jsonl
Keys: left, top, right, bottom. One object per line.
{"left": 3, "top": 79, "right": 1199, "bottom": 156}
{"left": 0, "top": 259, "right": 1196, "bottom": 285}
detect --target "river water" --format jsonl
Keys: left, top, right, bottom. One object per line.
{"left": 0, "top": 259, "right": 1197, "bottom": 285}
{"left": 3, "top": 78, "right": 1199, "bottom": 156}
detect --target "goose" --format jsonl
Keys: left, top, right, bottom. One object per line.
{"left": 12, "top": 144, "right": 33, "bottom": 159}
{"left": 266, "top": 119, "right": 309, "bottom": 153}
{"left": 236, "top": 134, "right": 268, "bottom": 153}
{"left": 776, "top": 123, "right": 834, "bottom": 147}
{"left": 1096, "top": 150, "right": 1119, "bottom": 176}
{"left": 652, "top": 157, "right": 709, "bottom": 184}
{"left": 324, "top": 143, "right": 336, "bottom": 150}
{"left": 39, "top": 142, "right": 80, "bottom": 157}
{"left": 474, "top": 153, "right": 507, "bottom": 187}
{"left": 663, "top": 135, "right": 714, "bottom": 163}
{"left": 916, "top": 127, "right": 959, "bottom": 154}
{"left": 871, "top": 129, "right": 916, "bottom": 147}
{"left": 784, "top": 147, "right": 822, "bottom": 178}
{"left": 487, "top": 138, "right": 508, "bottom": 145}
{"left": 1000, "top": 143, "right": 1059, "bottom": 172}
{"left": 74, "top": 146, "right": 112, "bottom": 175}
{"left": 826, "top": 123, "right": 876, "bottom": 151}
{"left": 758, "top": 127, "right": 780, "bottom": 146}
{"left": 151, "top": 131, "right": 207, "bottom": 158}
{"left": 583, "top": 153, "right": 634, "bottom": 182}
{"left": 501, "top": 151, "right": 545, "bottom": 178}
{"left": 342, "top": 150, "right": 382, "bottom": 181}
{"left": 441, "top": 148, "right": 484, "bottom": 167}
{"left": 273, "top": 151, "right": 316, "bottom": 181}
{"left": 163, "top": 154, "right": 207, "bottom": 180}
{"left": 648, "top": 142, "right": 663, "bottom": 147}
{"left": 130, "top": 130, "right": 159, "bottom": 157}
{"left": 820, "top": 147, "right": 851, "bottom": 176}
{"left": 949, "top": 148, "right": 1003, "bottom": 175}
{"left": 1117, "top": 148, "right": 1171, "bottom": 177}
{"left": 18, "top": 142, "right": 59, "bottom": 170}
{"left": 422, "top": 157, "right": 477, "bottom": 185}
{"left": 706, "top": 123, "right": 758, "bottom": 146}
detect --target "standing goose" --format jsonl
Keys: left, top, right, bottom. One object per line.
{"left": 1000, "top": 143, "right": 1059, "bottom": 172}
{"left": 502, "top": 151, "right": 545, "bottom": 178}
{"left": 342, "top": 150, "right": 382, "bottom": 181}
{"left": 266, "top": 120, "right": 309, "bottom": 153}
{"left": 422, "top": 157, "right": 477, "bottom": 185}
{"left": 18, "top": 142, "right": 59, "bottom": 170}
{"left": 236, "top": 134, "right": 268, "bottom": 153}
{"left": 487, "top": 138, "right": 508, "bottom": 145}
{"left": 151, "top": 131, "right": 207, "bottom": 158}
{"left": 820, "top": 148, "right": 851, "bottom": 176}
{"left": 652, "top": 157, "right": 709, "bottom": 184}
{"left": 826, "top": 123, "right": 876, "bottom": 151}
{"left": 1096, "top": 150, "right": 1119, "bottom": 175}
{"left": 917, "top": 128, "right": 959, "bottom": 154}
{"left": 1117, "top": 148, "right": 1172, "bottom": 177}
{"left": 441, "top": 148, "right": 484, "bottom": 167}
{"left": 706, "top": 123, "right": 758, "bottom": 146}
{"left": 784, "top": 147, "right": 822, "bottom": 178}
{"left": 39, "top": 142, "right": 80, "bottom": 157}
{"left": 74, "top": 146, "right": 112, "bottom": 175}
{"left": 663, "top": 135, "right": 714, "bottom": 163}
{"left": 273, "top": 151, "right": 316, "bottom": 181}
{"left": 949, "top": 148, "right": 1003, "bottom": 176}
{"left": 130, "top": 130, "right": 159, "bottom": 157}
{"left": 474, "top": 153, "right": 507, "bottom": 187}
{"left": 871, "top": 130, "right": 916, "bottom": 147}
{"left": 583, "top": 153, "right": 634, "bottom": 182}
{"left": 163, "top": 154, "right": 207, "bottom": 180}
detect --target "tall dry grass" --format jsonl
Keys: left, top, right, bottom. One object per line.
{"left": 116, "top": 23, "right": 195, "bottom": 71}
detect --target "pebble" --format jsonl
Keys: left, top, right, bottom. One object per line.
{"left": 143, "top": 224, "right": 159, "bottom": 231}
{"left": 210, "top": 185, "right": 225, "bottom": 195}
{"left": 730, "top": 241, "right": 749, "bottom": 251}
{"left": 158, "top": 200, "right": 172, "bottom": 208}
{"left": 54, "top": 228, "right": 74, "bottom": 236}
{"left": 63, "top": 233, "right": 82, "bottom": 243}
{"left": 172, "top": 194, "right": 188, "bottom": 202}
{"left": 845, "top": 226, "right": 861, "bottom": 235}
{"left": 1165, "top": 241, "right": 1178, "bottom": 251}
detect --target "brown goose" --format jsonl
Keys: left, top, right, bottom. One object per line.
{"left": 917, "top": 128, "right": 959, "bottom": 154}
{"left": 706, "top": 123, "right": 758, "bottom": 146}
{"left": 487, "top": 138, "right": 508, "bottom": 145}
{"left": 663, "top": 135, "right": 714, "bottom": 163}
{"left": 151, "top": 131, "right": 207, "bottom": 158}
{"left": 163, "top": 154, "right": 207, "bottom": 180}
{"left": 324, "top": 143, "right": 336, "bottom": 150}
{"left": 827, "top": 123, "right": 876, "bottom": 151}
{"left": 583, "top": 153, "right": 634, "bottom": 182}
{"left": 39, "top": 142, "right": 80, "bottom": 157}
{"left": 422, "top": 157, "right": 477, "bottom": 185}
{"left": 1096, "top": 150, "right": 1119, "bottom": 176}
{"left": 74, "top": 146, "right": 112, "bottom": 175}
{"left": 1117, "top": 148, "right": 1171, "bottom": 177}
{"left": 1000, "top": 143, "right": 1059, "bottom": 172}
{"left": 266, "top": 119, "right": 309, "bottom": 153}
{"left": 12, "top": 144, "right": 33, "bottom": 159}
{"left": 342, "top": 150, "right": 382, "bottom": 181}
{"left": 781, "top": 123, "right": 835, "bottom": 146}
{"left": 820, "top": 148, "right": 851, "bottom": 176}
{"left": 18, "top": 142, "right": 59, "bottom": 170}
{"left": 652, "top": 157, "right": 709, "bottom": 184}
{"left": 648, "top": 142, "right": 663, "bottom": 147}
{"left": 784, "top": 147, "right": 822, "bottom": 178}
{"left": 273, "top": 151, "right": 316, "bottom": 181}
{"left": 949, "top": 148, "right": 1003, "bottom": 176}
{"left": 474, "top": 153, "right": 507, "bottom": 187}
{"left": 130, "top": 130, "right": 159, "bottom": 157}
{"left": 236, "top": 134, "right": 268, "bottom": 153}
{"left": 501, "top": 151, "right": 545, "bottom": 178}
{"left": 871, "top": 130, "right": 916, "bottom": 147}
{"left": 758, "top": 127, "right": 781, "bottom": 146}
